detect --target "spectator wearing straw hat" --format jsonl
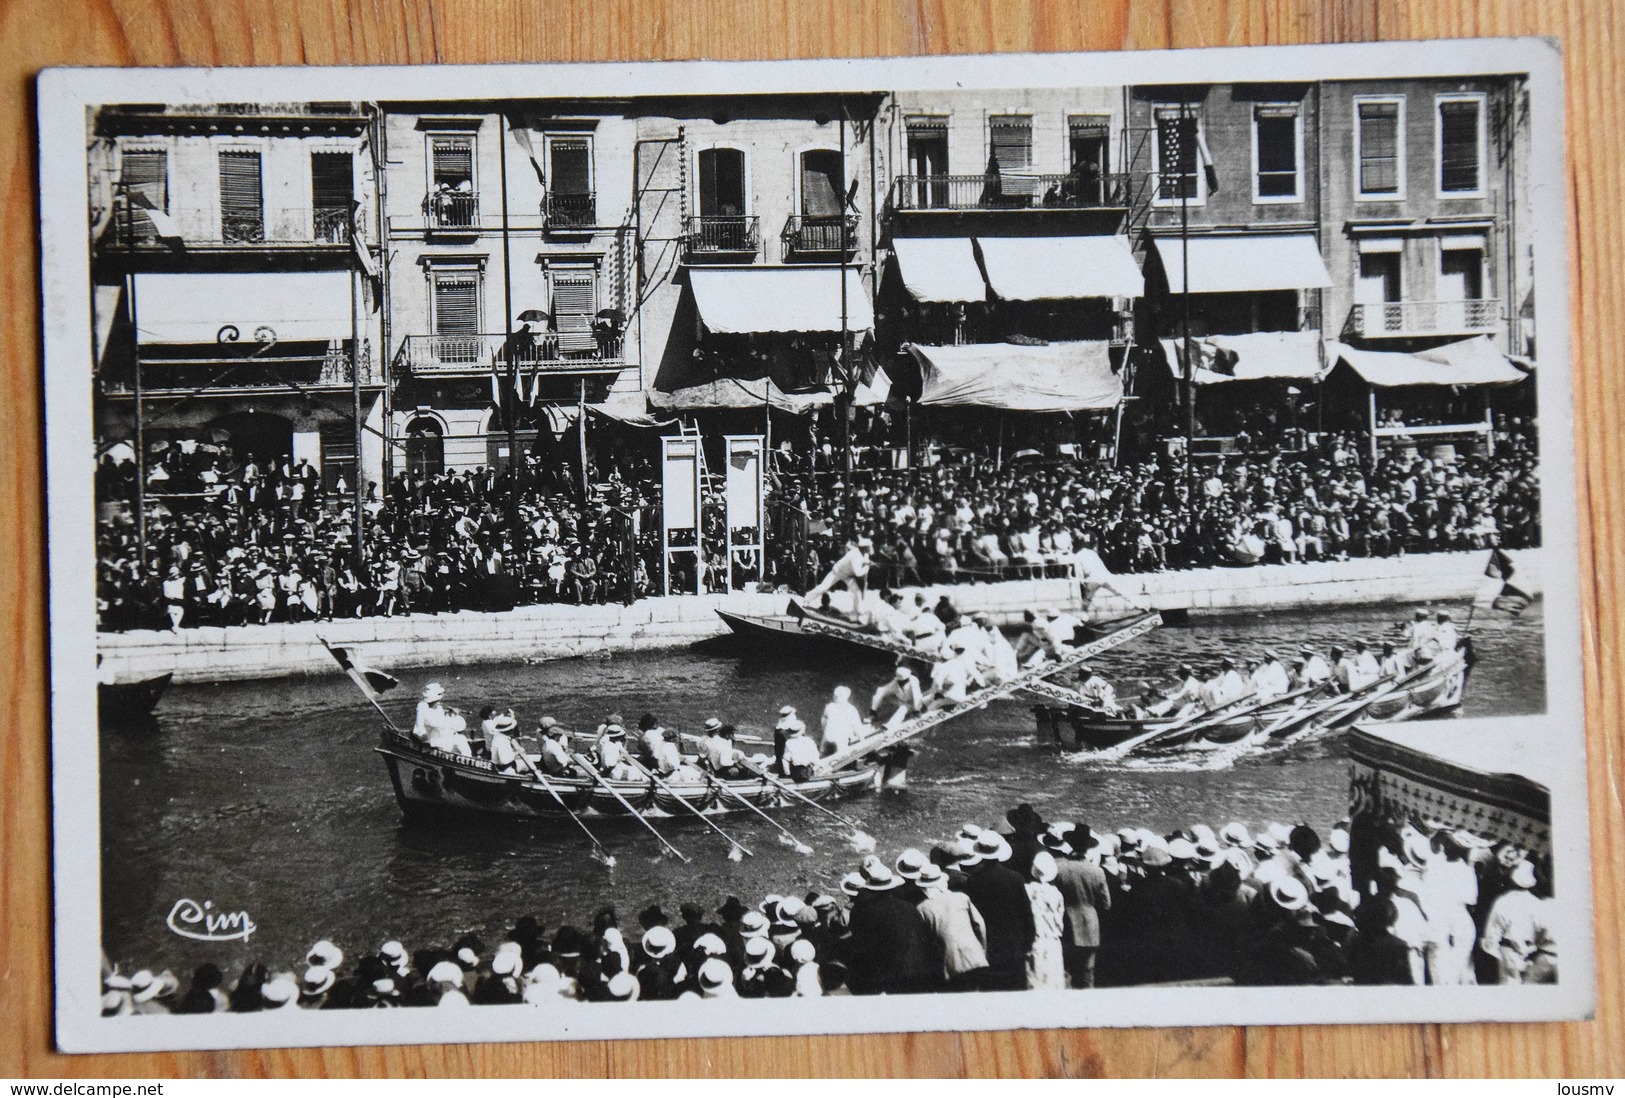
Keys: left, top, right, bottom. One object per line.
{"left": 960, "top": 830, "right": 1036, "bottom": 991}
{"left": 1025, "top": 852, "right": 1067, "bottom": 990}
{"left": 843, "top": 858, "right": 939, "bottom": 995}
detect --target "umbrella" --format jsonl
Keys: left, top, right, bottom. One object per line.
{"left": 517, "top": 309, "right": 550, "bottom": 323}
{"left": 596, "top": 308, "right": 625, "bottom": 326}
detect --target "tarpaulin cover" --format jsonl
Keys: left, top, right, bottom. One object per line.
{"left": 133, "top": 271, "right": 353, "bottom": 344}
{"left": 1331, "top": 336, "right": 1529, "bottom": 388}
{"left": 1152, "top": 234, "right": 1333, "bottom": 293}
{"left": 908, "top": 341, "right": 1122, "bottom": 412}
{"left": 890, "top": 237, "right": 986, "bottom": 303}
{"left": 1160, "top": 330, "right": 1326, "bottom": 385}
{"left": 689, "top": 267, "right": 874, "bottom": 334}
{"left": 975, "top": 235, "right": 1143, "bottom": 301}
{"left": 649, "top": 378, "right": 835, "bottom": 414}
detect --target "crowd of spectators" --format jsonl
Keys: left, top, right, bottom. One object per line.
{"left": 95, "top": 441, "right": 662, "bottom": 632}
{"left": 100, "top": 803, "right": 1554, "bottom": 1014}
{"left": 767, "top": 425, "right": 1541, "bottom": 591}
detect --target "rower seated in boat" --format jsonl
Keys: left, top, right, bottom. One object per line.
{"left": 902, "top": 594, "right": 946, "bottom": 648}
{"left": 926, "top": 639, "right": 976, "bottom": 711}
{"left": 974, "top": 612, "right": 1019, "bottom": 684}
{"left": 643, "top": 724, "right": 684, "bottom": 776}
{"left": 780, "top": 722, "right": 820, "bottom": 782}
{"left": 1251, "top": 650, "right": 1292, "bottom": 701}
{"left": 703, "top": 723, "right": 746, "bottom": 779}
{"left": 1147, "top": 662, "right": 1205, "bottom": 718}
{"left": 1352, "top": 640, "right": 1383, "bottom": 688}
{"left": 1379, "top": 641, "right": 1410, "bottom": 678}
{"left": 1299, "top": 645, "right": 1333, "bottom": 686}
{"left": 819, "top": 685, "right": 867, "bottom": 758}
{"left": 485, "top": 711, "right": 523, "bottom": 773}
{"left": 871, "top": 664, "right": 925, "bottom": 731}
{"left": 595, "top": 723, "right": 636, "bottom": 780}
{"left": 871, "top": 590, "right": 911, "bottom": 639}
{"left": 413, "top": 682, "right": 473, "bottom": 756}
{"left": 1201, "top": 657, "right": 1248, "bottom": 708}
{"left": 1074, "top": 665, "right": 1119, "bottom": 714}
{"left": 537, "top": 720, "right": 575, "bottom": 776}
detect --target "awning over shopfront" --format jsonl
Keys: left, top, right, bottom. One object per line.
{"left": 132, "top": 271, "right": 354, "bottom": 344}
{"left": 1160, "top": 330, "right": 1326, "bottom": 385}
{"left": 649, "top": 378, "right": 835, "bottom": 414}
{"left": 975, "top": 236, "right": 1143, "bottom": 302}
{"left": 907, "top": 341, "right": 1122, "bottom": 412}
{"left": 1331, "top": 336, "right": 1529, "bottom": 387}
{"left": 890, "top": 237, "right": 986, "bottom": 303}
{"left": 1152, "top": 234, "right": 1332, "bottom": 294}
{"left": 94, "top": 283, "right": 125, "bottom": 364}
{"left": 688, "top": 268, "right": 874, "bottom": 335}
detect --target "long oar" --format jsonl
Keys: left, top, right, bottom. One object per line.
{"left": 515, "top": 753, "right": 617, "bottom": 868}
{"left": 735, "top": 757, "right": 876, "bottom": 853}
{"left": 702, "top": 767, "right": 816, "bottom": 855}
{"left": 625, "top": 756, "right": 754, "bottom": 862}
{"left": 569, "top": 751, "right": 690, "bottom": 863}
{"left": 1088, "top": 689, "right": 1263, "bottom": 763}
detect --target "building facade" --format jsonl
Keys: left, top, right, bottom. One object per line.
{"left": 90, "top": 103, "right": 385, "bottom": 495}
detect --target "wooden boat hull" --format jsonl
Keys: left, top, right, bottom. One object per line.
{"left": 714, "top": 610, "right": 891, "bottom": 658}
{"left": 98, "top": 673, "right": 173, "bottom": 720}
{"left": 376, "top": 731, "right": 882, "bottom": 822}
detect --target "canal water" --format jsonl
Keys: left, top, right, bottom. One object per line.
{"left": 100, "top": 600, "right": 1547, "bottom": 974}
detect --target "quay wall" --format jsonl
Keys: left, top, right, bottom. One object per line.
{"left": 96, "top": 548, "right": 1544, "bottom": 685}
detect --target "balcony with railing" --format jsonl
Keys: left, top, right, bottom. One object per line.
{"left": 397, "top": 331, "right": 626, "bottom": 376}
{"left": 781, "top": 214, "right": 859, "bottom": 261}
{"left": 891, "top": 172, "right": 1134, "bottom": 213}
{"left": 105, "top": 203, "right": 353, "bottom": 251}
{"left": 1346, "top": 300, "right": 1502, "bottom": 340}
{"left": 544, "top": 192, "right": 596, "bottom": 231}
{"left": 422, "top": 190, "right": 479, "bottom": 231}
{"left": 100, "top": 340, "right": 377, "bottom": 394}
{"left": 684, "top": 215, "right": 761, "bottom": 259}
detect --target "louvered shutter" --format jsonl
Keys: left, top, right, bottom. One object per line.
{"left": 1439, "top": 100, "right": 1481, "bottom": 193}
{"left": 989, "top": 116, "right": 1033, "bottom": 199}
{"left": 311, "top": 152, "right": 353, "bottom": 241}
{"left": 550, "top": 140, "right": 591, "bottom": 195}
{"left": 218, "top": 151, "right": 264, "bottom": 242}
{"left": 551, "top": 271, "right": 597, "bottom": 352}
{"left": 1358, "top": 102, "right": 1400, "bottom": 195}
{"left": 433, "top": 275, "right": 480, "bottom": 335}
{"left": 120, "top": 150, "right": 168, "bottom": 239}
{"left": 431, "top": 138, "right": 473, "bottom": 187}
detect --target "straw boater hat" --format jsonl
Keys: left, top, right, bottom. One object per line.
{"left": 301, "top": 966, "right": 336, "bottom": 998}
{"left": 774, "top": 897, "right": 806, "bottom": 927}
{"left": 641, "top": 926, "right": 676, "bottom": 960}
{"left": 693, "top": 933, "right": 727, "bottom": 957}
{"left": 426, "top": 961, "right": 463, "bottom": 989}
{"left": 1139, "top": 846, "right": 1173, "bottom": 869}
{"left": 740, "top": 911, "right": 771, "bottom": 938}
{"left": 1269, "top": 878, "right": 1311, "bottom": 913}
{"left": 306, "top": 940, "right": 344, "bottom": 970}
{"left": 131, "top": 970, "right": 179, "bottom": 1005}
{"left": 261, "top": 975, "right": 300, "bottom": 1007}
{"left": 744, "top": 937, "right": 775, "bottom": 967}
{"left": 860, "top": 856, "right": 903, "bottom": 891}
{"left": 1167, "top": 838, "right": 1199, "bottom": 864}
{"left": 790, "top": 939, "right": 817, "bottom": 965}
{"left": 606, "top": 972, "right": 639, "bottom": 1002}
{"left": 490, "top": 713, "right": 518, "bottom": 734}
{"left": 703, "top": 717, "right": 723, "bottom": 733}
{"left": 1030, "top": 851, "right": 1059, "bottom": 884}
{"left": 894, "top": 848, "right": 930, "bottom": 880}
{"left": 421, "top": 683, "right": 445, "bottom": 702}
{"left": 838, "top": 871, "right": 865, "bottom": 897}
{"left": 967, "top": 831, "right": 1013, "bottom": 865}
{"left": 491, "top": 951, "right": 522, "bottom": 978}
{"left": 697, "top": 958, "right": 732, "bottom": 992}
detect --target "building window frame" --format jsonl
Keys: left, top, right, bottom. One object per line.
{"left": 546, "top": 259, "right": 601, "bottom": 353}
{"left": 1353, "top": 94, "right": 1406, "bottom": 203}
{"left": 1435, "top": 92, "right": 1488, "bottom": 199}
{"left": 544, "top": 133, "right": 595, "bottom": 194}
{"left": 216, "top": 144, "right": 267, "bottom": 244}
{"left": 425, "top": 133, "right": 477, "bottom": 199}
{"left": 1151, "top": 104, "right": 1208, "bottom": 208}
{"left": 426, "top": 261, "right": 484, "bottom": 337}
{"left": 1251, "top": 102, "right": 1303, "bottom": 205}
{"left": 694, "top": 143, "right": 752, "bottom": 217}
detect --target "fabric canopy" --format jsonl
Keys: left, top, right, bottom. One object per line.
{"left": 852, "top": 365, "right": 893, "bottom": 406}
{"left": 975, "top": 236, "right": 1143, "bottom": 301}
{"left": 93, "top": 283, "right": 125, "bottom": 364}
{"left": 688, "top": 268, "right": 874, "bottom": 334}
{"left": 133, "top": 271, "right": 353, "bottom": 344}
{"left": 585, "top": 393, "right": 674, "bottom": 428}
{"left": 1331, "top": 336, "right": 1529, "bottom": 388}
{"left": 890, "top": 237, "right": 986, "bottom": 303}
{"left": 649, "top": 378, "right": 835, "bottom": 414}
{"left": 908, "top": 341, "right": 1122, "bottom": 412}
{"left": 1152, "top": 234, "right": 1332, "bottom": 294}
{"left": 1161, "top": 330, "right": 1326, "bottom": 385}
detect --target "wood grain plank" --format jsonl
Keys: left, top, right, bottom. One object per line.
{"left": 1, "top": 0, "right": 1620, "bottom": 1078}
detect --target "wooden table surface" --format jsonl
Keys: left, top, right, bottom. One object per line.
{"left": 2, "top": 0, "right": 1620, "bottom": 1078}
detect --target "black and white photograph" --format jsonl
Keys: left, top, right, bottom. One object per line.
{"left": 40, "top": 38, "right": 1590, "bottom": 1053}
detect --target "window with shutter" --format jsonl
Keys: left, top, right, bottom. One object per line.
{"left": 430, "top": 137, "right": 474, "bottom": 189}
{"left": 1155, "top": 108, "right": 1200, "bottom": 202}
{"left": 218, "top": 150, "right": 264, "bottom": 243}
{"left": 1357, "top": 100, "right": 1402, "bottom": 197}
{"left": 1254, "top": 106, "right": 1300, "bottom": 200}
{"left": 988, "top": 116, "right": 1033, "bottom": 199}
{"left": 698, "top": 147, "right": 746, "bottom": 216}
{"left": 311, "top": 151, "right": 354, "bottom": 243}
{"left": 551, "top": 270, "right": 597, "bottom": 352}
{"left": 799, "top": 149, "right": 843, "bottom": 217}
{"left": 432, "top": 275, "right": 480, "bottom": 335}
{"left": 1439, "top": 99, "right": 1482, "bottom": 194}
{"left": 120, "top": 150, "right": 168, "bottom": 241}
{"left": 549, "top": 139, "right": 592, "bottom": 194}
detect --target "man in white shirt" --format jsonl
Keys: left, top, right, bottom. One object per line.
{"left": 1433, "top": 611, "right": 1460, "bottom": 656}
{"left": 818, "top": 685, "right": 867, "bottom": 757}
{"left": 803, "top": 536, "right": 872, "bottom": 618}
{"left": 1351, "top": 641, "right": 1382, "bottom": 689}
{"left": 1404, "top": 608, "right": 1438, "bottom": 655}
{"left": 413, "top": 683, "right": 472, "bottom": 756}
{"left": 872, "top": 665, "right": 925, "bottom": 730}
{"left": 1251, "top": 650, "right": 1291, "bottom": 700}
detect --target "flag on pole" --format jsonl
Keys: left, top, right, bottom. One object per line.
{"left": 1484, "top": 547, "right": 1516, "bottom": 581}
{"left": 127, "top": 187, "right": 182, "bottom": 242}
{"left": 1483, "top": 549, "right": 1529, "bottom": 614}
{"left": 349, "top": 199, "right": 382, "bottom": 304}
{"left": 321, "top": 638, "right": 399, "bottom": 702}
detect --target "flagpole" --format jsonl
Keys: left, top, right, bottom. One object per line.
{"left": 1179, "top": 100, "right": 1196, "bottom": 494}
{"left": 500, "top": 113, "right": 523, "bottom": 556}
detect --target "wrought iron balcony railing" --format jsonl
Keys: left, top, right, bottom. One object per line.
{"left": 1347, "top": 299, "right": 1502, "bottom": 339}
{"left": 422, "top": 190, "right": 479, "bottom": 230}
{"left": 544, "top": 192, "right": 596, "bottom": 230}
{"left": 781, "top": 214, "right": 859, "bottom": 259}
{"left": 105, "top": 204, "right": 353, "bottom": 249}
{"left": 397, "top": 331, "right": 626, "bottom": 375}
{"left": 891, "top": 172, "right": 1134, "bottom": 212}
{"left": 684, "top": 215, "right": 761, "bottom": 256}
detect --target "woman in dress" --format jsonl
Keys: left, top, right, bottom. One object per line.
{"left": 1026, "top": 851, "right": 1067, "bottom": 990}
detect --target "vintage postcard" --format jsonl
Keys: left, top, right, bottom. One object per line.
{"left": 39, "top": 37, "right": 1591, "bottom": 1054}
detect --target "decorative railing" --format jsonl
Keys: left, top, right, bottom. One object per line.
{"left": 422, "top": 191, "right": 479, "bottom": 230}
{"left": 397, "top": 332, "right": 625, "bottom": 374}
{"left": 1347, "top": 299, "right": 1502, "bottom": 338}
{"left": 544, "top": 192, "right": 596, "bottom": 230}
{"left": 684, "top": 215, "right": 761, "bottom": 256}
{"left": 781, "top": 214, "right": 859, "bottom": 258}
{"left": 106, "top": 204, "right": 352, "bottom": 248}
{"left": 891, "top": 172, "right": 1134, "bottom": 212}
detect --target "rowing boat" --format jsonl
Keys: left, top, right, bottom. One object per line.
{"left": 98, "top": 672, "right": 173, "bottom": 721}
{"left": 375, "top": 730, "right": 887, "bottom": 822}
